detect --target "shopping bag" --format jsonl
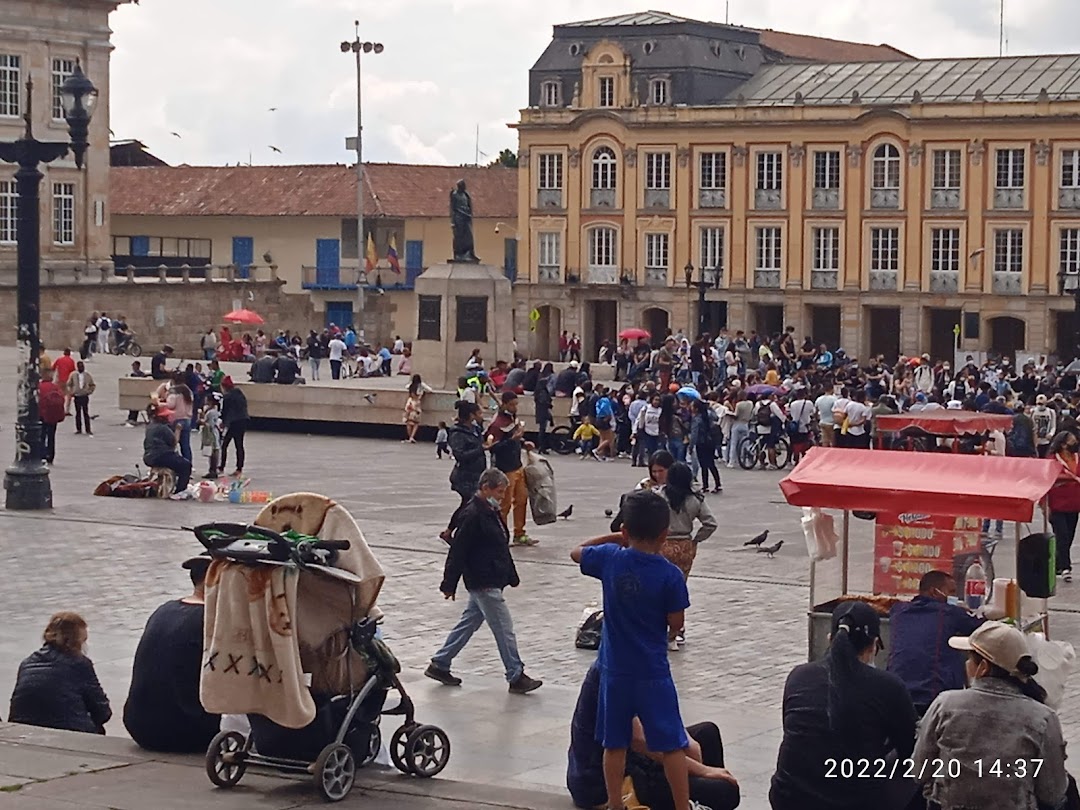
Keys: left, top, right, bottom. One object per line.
{"left": 524, "top": 451, "right": 558, "bottom": 526}
{"left": 1027, "top": 632, "right": 1076, "bottom": 711}
{"left": 802, "top": 507, "right": 838, "bottom": 562}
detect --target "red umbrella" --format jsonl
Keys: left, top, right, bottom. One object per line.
{"left": 619, "top": 327, "right": 650, "bottom": 341}
{"left": 223, "top": 308, "right": 264, "bottom": 325}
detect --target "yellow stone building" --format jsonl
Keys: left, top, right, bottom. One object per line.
{"left": 0, "top": 0, "right": 130, "bottom": 275}
{"left": 512, "top": 11, "right": 1080, "bottom": 364}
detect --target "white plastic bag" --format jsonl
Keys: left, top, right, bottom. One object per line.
{"left": 802, "top": 507, "right": 838, "bottom": 562}
{"left": 1026, "top": 632, "right": 1075, "bottom": 711}
{"left": 524, "top": 451, "right": 558, "bottom": 525}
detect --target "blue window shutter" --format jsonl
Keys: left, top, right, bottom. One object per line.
{"left": 131, "top": 236, "right": 150, "bottom": 257}
{"left": 315, "top": 239, "right": 341, "bottom": 286}
{"left": 325, "top": 301, "right": 353, "bottom": 328}
{"left": 504, "top": 237, "right": 518, "bottom": 282}
{"left": 405, "top": 240, "right": 424, "bottom": 288}
{"left": 232, "top": 236, "right": 254, "bottom": 279}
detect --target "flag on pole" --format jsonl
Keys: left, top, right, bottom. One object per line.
{"left": 365, "top": 233, "right": 377, "bottom": 274}
{"left": 387, "top": 234, "right": 401, "bottom": 274}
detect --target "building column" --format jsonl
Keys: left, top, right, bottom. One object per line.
{"left": 841, "top": 296, "right": 861, "bottom": 357}
{"left": 900, "top": 300, "right": 921, "bottom": 357}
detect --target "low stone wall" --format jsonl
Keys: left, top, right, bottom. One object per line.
{"left": 0, "top": 279, "right": 322, "bottom": 357}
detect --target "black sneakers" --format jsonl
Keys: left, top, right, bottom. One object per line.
{"left": 508, "top": 673, "right": 543, "bottom": 694}
{"left": 424, "top": 663, "right": 462, "bottom": 686}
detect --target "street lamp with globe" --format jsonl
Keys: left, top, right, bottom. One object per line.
{"left": 0, "top": 61, "right": 97, "bottom": 509}
{"left": 683, "top": 261, "right": 722, "bottom": 338}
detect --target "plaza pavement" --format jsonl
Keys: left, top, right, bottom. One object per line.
{"left": 1, "top": 349, "right": 1079, "bottom": 809}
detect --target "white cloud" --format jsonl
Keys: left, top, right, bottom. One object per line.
{"left": 108, "top": 0, "right": 1080, "bottom": 167}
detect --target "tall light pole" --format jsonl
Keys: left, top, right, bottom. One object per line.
{"left": 0, "top": 63, "right": 97, "bottom": 509}
{"left": 684, "top": 261, "right": 721, "bottom": 338}
{"left": 341, "top": 23, "right": 383, "bottom": 291}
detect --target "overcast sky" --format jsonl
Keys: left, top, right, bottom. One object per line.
{"left": 108, "top": 0, "right": 1077, "bottom": 168}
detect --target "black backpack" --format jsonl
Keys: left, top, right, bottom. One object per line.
{"left": 756, "top": 403, "right": 773, "bottom": 427}
{"left": 575, "top": 609, "right": 603, "bottom": 650}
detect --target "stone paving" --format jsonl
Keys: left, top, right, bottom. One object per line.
{"left": 1, "top": 349, "right": 1080, "bottom": 809}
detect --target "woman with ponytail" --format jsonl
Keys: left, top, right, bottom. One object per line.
{"left": 770, "top": 600, "right": 918, "bottom": 810}
{"left": 913, "top": 621, "right": 1072, "bottom": 810}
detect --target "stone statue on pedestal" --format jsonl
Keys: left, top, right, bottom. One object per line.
{"left": 450, "top": 179, "right": 480, "bottom": 263}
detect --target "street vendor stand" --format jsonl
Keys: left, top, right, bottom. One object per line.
{"left": 780, "top": 448, "right": 1061, "bottom": 664}
{"left": 875, "top": 410, "right": 1014, "bottom": 452}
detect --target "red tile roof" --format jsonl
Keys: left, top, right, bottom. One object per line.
{"left": 110, "top": 163, "right": 519, "bottom": 219}
{"left": 759, "top": 29, "right": 913, "bottom": 63}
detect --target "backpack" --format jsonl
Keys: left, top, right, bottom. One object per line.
{"left": 39, "top": 386, "right": 65, "bottom": 424}
{"left": 575, "top": 609, "right": 603, "bottom": 650}
{"left": 1007, "top": 418, "right": 1035, "bottom": 457}
{"left": 756, "top": 403, "right": 773, "bottom": 427}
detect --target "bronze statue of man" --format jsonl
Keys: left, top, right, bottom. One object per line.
{"left": 450, "top": 179, "right": 480, "bottom": 263}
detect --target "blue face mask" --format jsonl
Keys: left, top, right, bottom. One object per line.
{"left": 947, "top": 596, "right": 960, "bottom": 607}
{"left": 486, "top": 496, "right": 501, "bottom": 509}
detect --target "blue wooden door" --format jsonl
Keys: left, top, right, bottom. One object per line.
{"left": 232, "top": 236, "right": 254, "bottom": 279}
{"left": 405, "top": 240, "right": 423, "bottom": 289}
{"left": 131, "top": 236, "right": 150, "bottom": 257}
{"left": 316, "top": 239, "right": 341, "bottom": 286}
{"left": 326, "top": 301, "right": 352, "bottom": 328}
{"left": 503, "top": 237, "right": 518, "bottom": 283}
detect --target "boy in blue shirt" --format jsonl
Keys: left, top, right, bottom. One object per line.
{"left": 570, "top": 489, "right": 691, "bottom": 810}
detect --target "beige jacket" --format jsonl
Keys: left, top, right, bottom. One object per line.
{"left": 66, "top": 371, "right": 95, "bottom": 397}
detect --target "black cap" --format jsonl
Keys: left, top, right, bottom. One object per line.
{"left": 182, "top": 552, "right": 212, "bottom": 571}
{"left": 831, "top": 600, "right": 881, "bottom": 643}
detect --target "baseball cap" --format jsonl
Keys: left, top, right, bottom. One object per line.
{"left": 921, "top": 353, "right": 931, "bottom": 361}
{"left": 949, "top": 621, "right": 1038, "bottom": 680}
{"left": 914, "top": 393, "right": 927, "bottom": 403}
{"left": 831, "top": 600, "right": 882, "bottom": 645}
{"left": 569, "top": 360, "right": 580, "bottom": 369}
{"left": 182, "top": 552, "right": 212, "bottom": 571}
{"left": 1037, "top": 394, "right": 1048, "bottom": 405}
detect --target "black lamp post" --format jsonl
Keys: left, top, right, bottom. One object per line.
{"left": 0, "top": 62, "right": 97, "bottom": 510}
{"left": 1058, "top": 266, "right": 1080, "bottom": 362}
{"left": 683, "top": 261, "right": 721, "bottom": 338}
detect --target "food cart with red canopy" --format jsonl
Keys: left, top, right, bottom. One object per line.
{"left": 780, "top": 447, "right": 1061, "bottom": 663}
{"left": 874, "top": 410, "right": 1015, "bottom": 452}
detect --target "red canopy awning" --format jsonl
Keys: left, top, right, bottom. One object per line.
{"left": 779, "top": 447, "right": 1060, "bottom": 522}
{"left": 875, "top": 410, "right": 1014, "bottom": 435}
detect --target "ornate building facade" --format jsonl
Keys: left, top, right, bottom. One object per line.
{"left": 512, "top": 11, "right": 1080, "bottom": 364}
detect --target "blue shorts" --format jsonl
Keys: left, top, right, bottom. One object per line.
{"left": 596, "top": 674, "right": 688, "bottom": 753}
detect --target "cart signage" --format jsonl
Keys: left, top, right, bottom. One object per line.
{"left": 873, "top": 512, "right": 982, "bottom": 595}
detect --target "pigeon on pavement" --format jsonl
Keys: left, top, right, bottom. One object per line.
{"left": 757, "top": 540, "right": 784, "bottom": 558}
{"left": 558, "top": 504, "right": 573, "bottom": 520}
{"left": 744, "top": 529, "right": 769, "bottom": 547}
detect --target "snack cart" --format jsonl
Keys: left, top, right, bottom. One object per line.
{"left": 874, "top": 410, "right": 1015, "bottom": 453}
{"left": 779, "top": 448, "right": 1061, "bottom": 664}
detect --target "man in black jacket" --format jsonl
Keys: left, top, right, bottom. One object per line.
{"left": 426, "top": 468, "right": 542, "bottom": 695}
{"left": 440, "top": 402, "right": 486, "bottom": 543}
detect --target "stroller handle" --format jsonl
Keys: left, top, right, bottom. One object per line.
{"left": 308, "top": 539, "right": 350, "bottom": 551}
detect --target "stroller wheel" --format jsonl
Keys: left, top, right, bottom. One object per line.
{"left": 205, "top": 730, "right": 247, "bottom": 788}
{"left": 405, "top": 724, "right": 451, "bottom": 779}
{"left": 390, "top": 723, "right": 419, "bottom": 775}
{"left": 314, "top": 743, "right": 355, "bottom": 802}
{"left": 359, "top": 723, "right": 381, "bottom": 767}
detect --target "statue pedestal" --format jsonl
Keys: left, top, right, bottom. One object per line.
{"left": 412, "top": 261, "right": 514, "bottom": 390}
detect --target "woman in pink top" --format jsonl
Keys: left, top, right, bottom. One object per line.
{"left": 165, "top": 375, "right": 195, "bottom": 463}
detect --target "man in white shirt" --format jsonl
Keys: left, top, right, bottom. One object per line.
{"left": 327, "top": 336, "right": 347, "bottom": 380}
{"left": 1031, "top": 394, "right": 1057, "bottom": 457}
{"left": 392, "top": 336, "right": 405, "bottom": 354}
{"left": 843, "top": 391, "right": 872, "bottom": 449}
{"left": 814, "top": 384, "right": 838, "bottom": 447}
{"left": 724, "top": 348, "right": 740, "bottom": 380}
{"left": 913, "top": 354, "right": 935, "bottom": 394}
{"left": 788, "top": 388, "right": 817, "bottom": 463}
{"left": 831, "top": 388, "right": 851, "bottom": 445}
{"left": 754, "top": 394, "right": 787, "bottom": 469}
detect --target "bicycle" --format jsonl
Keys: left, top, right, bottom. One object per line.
{"left": 737, "top": 431, "right": 791, "bottom": 471}
{"left": 108, "top": 332, "right": 142, "bottom": 357}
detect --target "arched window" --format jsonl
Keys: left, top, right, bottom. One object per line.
{"left": 871, "top": 143, "right": 901, "bottom": 189}
{"left": 592, "top": 147, "right": 617, "bottom": 190}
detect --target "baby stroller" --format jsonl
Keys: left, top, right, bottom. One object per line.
{"left": 193, "top": 501, "right": 450, "bottom": 802}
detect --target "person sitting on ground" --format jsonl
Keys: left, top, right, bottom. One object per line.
{"left": 887, "top": 570, "right": 983, "bottom": 717}
{"left": 573, "top": 415, "right": 602, "bottom": 459}
{"left": 143, "top": 403, "right": 192, "bottom": 496}
{"left": 8, "top": 612, "right": 111, "bottom": 735}
{"left": 567, "top": 662, "right": 740, "bottom": 810}
{"left": 914, "top": 621, "right": 1071, "bottom": 810}
{"left": 123, "top": 555, "right": 221, "bottom": 752}
{"left": 770, "top": 600, "right": 918, "bottom": 810}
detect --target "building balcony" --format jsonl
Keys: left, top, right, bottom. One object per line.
{"left": 538, "top": 265, "right": 562, "bottom": 283}
{"left": 536, "top": 189, "right": 563, "bottom": 209}
{"left": 812, "top": 188, "right": 840, "bottom": 210}
{"left": 870, "top": 188, "right": 900, "bottom": 209}
{"left": 754, "top": 268, "right": 781, "bottom": 289}
{"left": 992, "top": 272, "right": 1022, "bottom": 294}
{"left": 754, "top": 189, "right": 783, "bottom": 210}
{"left": 994, "top": 188, "right": 1025, "bottom": 209}
{"left": 1059, "top": 188, "right": 1080, "bottom": 210}
{"left": 868, "top": 269, "right": 898, "bottom": 291}
{"left": 644, "top": 189, "right": 671, "bottom": 209}
{"left": 586, "top": 266, "right": 618, "bottom": 285}
{"left": 590, "top": 189, "right": 617, "bottom": 209}
{"left": 929, "top": 270, "right": 960, "bottom": 293}
{"left": 699, "top": 188, "right": 726, "bottom": 208}
{"left": 810, "top": 269, "right": 839, "bottom": 290}
{"left": 301, "top": 266, "right": 359, "bottom": 290}
{"left": 644, "top": 266, "right": 668, "bottom": 287}
{"left": 931, "top": 188, "right": 961, "bottom": 209}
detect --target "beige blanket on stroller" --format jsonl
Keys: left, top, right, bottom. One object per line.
{"left": 201, "top": 561, "right": 315, "bottom": 729}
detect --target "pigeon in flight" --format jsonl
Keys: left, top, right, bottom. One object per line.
{"left": 757, "top": 540, "right": 784, "bottom": 558}
{"left": 744, "top": 529, "right": 769, "bottom": 547}
{"left": 557, "top": 504, "right": 573, "bottom": 520}
{"left": 170, "top": 131, "right": 181, "bottom": 138}
{"left": 269, "top": 145, "right": 282, "bottom": 154}
{"left": 363, "top": 394, "right": 377, "bottom": 405}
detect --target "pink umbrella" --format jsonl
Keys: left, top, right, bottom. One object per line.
{"left": 619, "top": 328, "right": 650, "bottom": 341}
{"left": 223, "top": 309, "right": 265, "bottom": 325}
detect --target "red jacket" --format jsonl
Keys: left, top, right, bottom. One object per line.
{"left": 53, "top": 354, "right": 76, "bottom": 386}
{"left": 39, "top": 381, "right": 65, "bottom": 424}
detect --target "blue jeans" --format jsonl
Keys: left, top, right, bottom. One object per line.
{"left": 728, "top": 422, "right": 750, "bottom": 465}
{"left": 982, "top": 519, "right": 1004, "bottom": 536}
{"left": 668, "top": 437, "right": 686, "bottom": 463}
{"left": 431, "top": 588, "right": 524, "bottom": 683}
{"left": 309, "top": 358, "right": 321, "bottom": 380}
{"left": 175, "top": 418, "right": 192, "bottom": 463}
{"left": 642, "top": 433, "right": 660, "bottom": 462}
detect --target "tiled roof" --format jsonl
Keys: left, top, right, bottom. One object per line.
{"left": 728, "top": 54, "right": 1080, "bottom": 106}
{"left": 560, "top": 11, "right": 689, "bottom": 27}
{"left": 110, "top": 163, "right": 519, "bottom": 219}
